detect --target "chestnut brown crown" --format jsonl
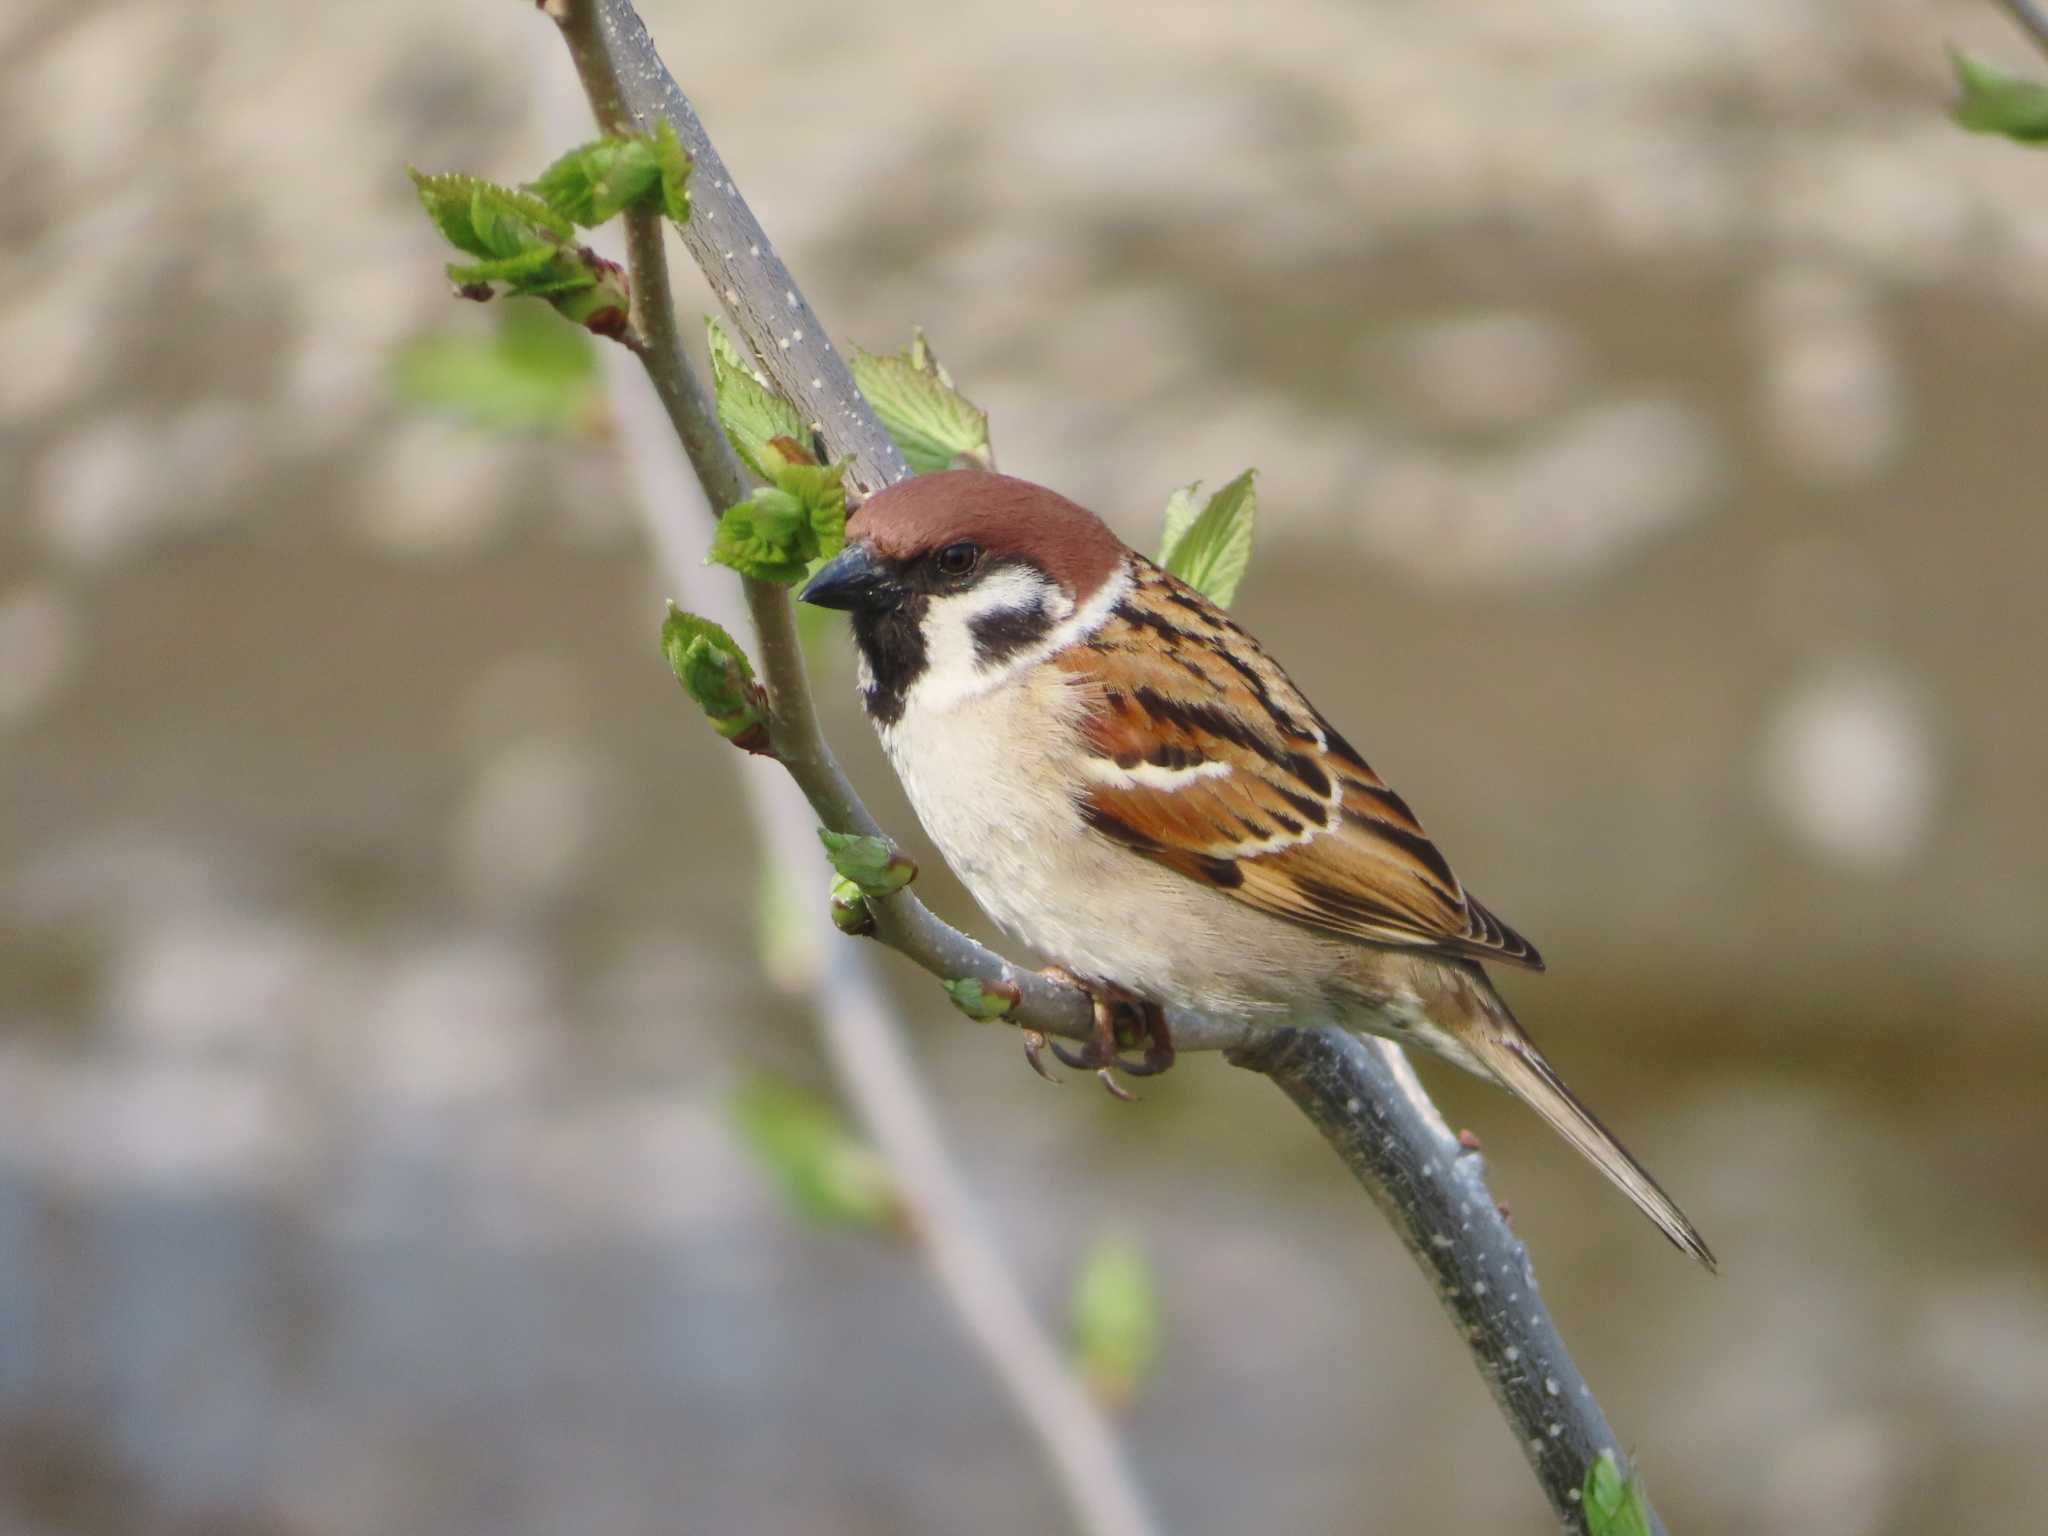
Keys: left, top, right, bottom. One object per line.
{"left": 847, "top": 470, "right": 1128, "bottom": 599}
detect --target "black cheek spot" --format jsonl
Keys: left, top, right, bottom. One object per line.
{"left": 968, "top": 599, "right": 1053, "bottom": 666}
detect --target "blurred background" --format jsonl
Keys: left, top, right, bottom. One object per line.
{"left": 4, "top": 0, "right": 2047, "bottom": 1530}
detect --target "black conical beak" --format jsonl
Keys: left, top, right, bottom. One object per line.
{"left": 799, "top": 542, "right": 898, "bottom": 612}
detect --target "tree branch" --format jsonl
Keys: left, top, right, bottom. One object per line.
{"left": 1232, "top": 1029, "right": 1668, "bottom": 1533}
{"left": 541, "top": 13, "right": 1161, "bottom": 1536}
{"left": 1998, "top": 0, "right": 2048, "bottom": 56}
{"left": 554, "top": 0, "right": 1255, "bottom": 1058}
{"left": 549, "top": 0, "right": 908, "bottom": 496}
{"left": 601, "top": 361, "right": 1162, "bottom": 1536}
{"left": 544, "top": 1, "right": 1673, "bottom": 1529}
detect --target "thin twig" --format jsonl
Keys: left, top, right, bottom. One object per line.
{"left": 548, "top": 2, "right": 1676, "bottom": 1529}
{"left": 602, "top": 363, "right": 1162, "bottom": 1536}
{"left": 548, "top": 0, "right": 1228, "bottom": 1056}
{"left": 552, "top": 0, "right": 908, "bottom": 496}
{"left": 1233, "top": 1029, "right": 1668, "bottom": 1533}
{"left": 557, "top": 0, "right": 1251, "bottom": 1057}
{"left": 542, "top": 14, "right": 1162, "bottom": 1536}
{"left": 1998, "top": 0, "right": 2048, "bottom": 56}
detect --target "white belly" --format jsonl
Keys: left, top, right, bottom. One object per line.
{"left": 877, "top": 669, "right": 1347, "bottom": 1020}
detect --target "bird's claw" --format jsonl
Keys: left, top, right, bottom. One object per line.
{"left": 1021, "top": 1029, "right": 1062, "bottom": 1083}
{"left": 1034, "top": 969, "right": 1174, "bottom": 1100}
{"left": 1048, "top": 1036, "right": 1091, "bottom": 1072}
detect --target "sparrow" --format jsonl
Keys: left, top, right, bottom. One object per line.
{"left": 800, "top": 469, "right": 1714, "bottom": 1269}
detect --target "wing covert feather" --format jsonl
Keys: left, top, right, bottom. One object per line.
{"left": 1056, "top": 559, "right": 1543, "bottom": 971}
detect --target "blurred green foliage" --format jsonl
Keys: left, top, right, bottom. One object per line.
{"left": 1069, "top": 1233, "right": 1162, "bottom": 1410}
{"left": 755, "top": 862, "right": 823, "bottom": 989}
{"left": 1950, "top": 48, "right": 2048, "bottom": 143}
{"left": 389, "top": 303, "right": 600, "bottom": 435}
{"left": 729, "top": 1076, "right": 900, "bottom": 1231}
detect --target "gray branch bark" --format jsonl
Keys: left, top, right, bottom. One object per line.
{"left": 1998, "top": 0, "right": 2048, "bottom": 56}
{"left": 1233, "top": 1028, "right": 1667, "bottom": 1533}
{"left": 550, "top": 0, "right": 1252, "bottom": 1059}
{"left": 554, "top": 0, "right": 909, "bottom": 495}
{"left": 542, "top": 16, "right": 1161, "bottom": 1536}
{"left": 547, "top": 1, "right": 1674, "bottom": 1528}
{"left": 599, "top": 356, "right": 1162, "bottom": 1536}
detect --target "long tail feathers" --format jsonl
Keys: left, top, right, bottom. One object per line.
{"left": 1464, "top": 1025, "right": 1718, "bottom": 1272}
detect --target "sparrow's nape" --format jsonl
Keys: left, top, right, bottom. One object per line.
{"left": 798, "top": 542, "right": 899, "bottom": 612}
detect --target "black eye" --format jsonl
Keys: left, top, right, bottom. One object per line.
{"left": 933, "top": 541, "right": 980, "bottom": 578}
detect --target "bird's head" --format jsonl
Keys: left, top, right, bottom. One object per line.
{"left": 798, "top": 470, "right": 1129, "bottom": 721}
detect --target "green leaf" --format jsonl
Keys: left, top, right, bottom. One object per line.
{"left": 545, "top": 257, "right": 633, "bottom": 339}
{"left": 1156, "top": 469, "right": 1257, "bottom": 608}
{"left": 661, "top": 603, "right": 769, "bottom": 747}
{"left": 707, "top": 317, "right": 810, "bottom": 480}
{"left": 531, "top": 135, "right": 663, "bottom": 226}
{"left": 773, "top": 458, "right": 847, "bottom": 564}
{"left": 817, "top": 828, "right": 916, "bottom": 897}
{"left": 708, "top": 459, "right": 847, "bottom": 585}
{"left": 652, "top": 118, "right": 693, "bottom": 223}
{"left": 709, "top": 486, "right": 813, "bottom": 584}
{"left": 472, "top": 181, "right": 574, "bottom": 253}
{"left": 729, "top": 1077, "right": 899, "bottom": 1230}
{"left": 942, "top": 976, "right": 1020, "bottom": 1021}
{"left": 829, "top": 874, "right": 875, "bottom": 936}
{"left": 1157, "top": 482, "right": 1202, "bottom": 561}
{"left": 446, "top": 245, "right": 590, "bottom": 294}
{"left": 410, "top": 170, "right": 573, "bottom": 256}
{"left": 848, "top": 334, "right": 992, "bottom": 474}
{"left": 1070, "top": 1233, "right": 1161, "bottom": 1409}
{"left": 413, "top": 167, "right": 632, "bottom": 338}
{"left": 389, "top": 303, "right": 599, "bottom": 435}
{"left": 1583, "top": 1451, "right": 1654, "bottom": 1536}
{"left": 524, "top": 123, "right": 691, "bottom": 228}
{"left": 1951, "top": 48, "right": 2048, "bottom": 143}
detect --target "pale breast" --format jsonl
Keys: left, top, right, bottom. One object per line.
{"left": 879, "top": 662, "right": 1350, "bottom": 1020}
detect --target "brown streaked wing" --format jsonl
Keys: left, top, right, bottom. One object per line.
{"left": 1056, "top": 561, "right": 1544, "bottom": 971}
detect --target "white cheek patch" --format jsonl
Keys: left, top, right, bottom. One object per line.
{"left": 919, "top": 568, "right": 1061, "bottom": 702}
{"left": 960, "top": 565, "right": 1067, "bottom": 645}
{"left": 908, "top": 562, "right": 1132, "bottom": 716}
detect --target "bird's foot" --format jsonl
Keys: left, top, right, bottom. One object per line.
{"left": 1034, "top": 969, "right": 1174, "bottom": 1100}
{"left": 1019, "top": 1028, "right": 1061, "bottom": 1084}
